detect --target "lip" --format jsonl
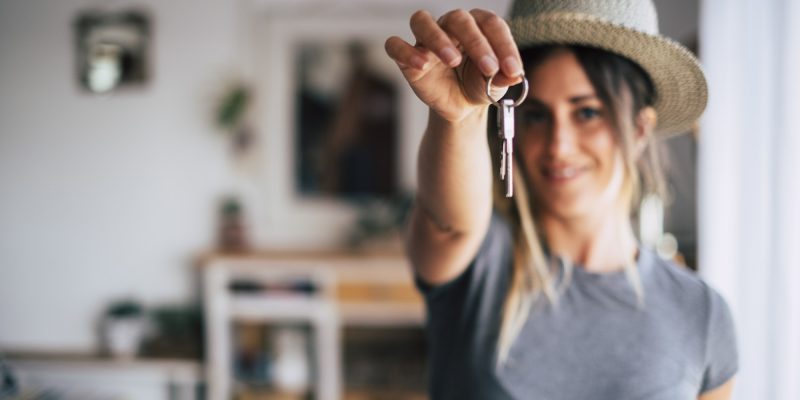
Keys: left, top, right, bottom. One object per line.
{"left": 540, "top": 164, "right": 588, "bottom": 184}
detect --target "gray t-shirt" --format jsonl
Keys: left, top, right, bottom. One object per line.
{"left": 417, "top": 212, "right": 738, "bottom": 400}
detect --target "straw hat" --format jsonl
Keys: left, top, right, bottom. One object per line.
{"left": 507, "top": 0, "right": 706, "bottom": 136}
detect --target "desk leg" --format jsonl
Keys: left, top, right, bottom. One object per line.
{"left": 315, "top": 304, "right": 341, "bottom": 400}
{"left": 204, "top": 266, "right": 231, "bottom": 400}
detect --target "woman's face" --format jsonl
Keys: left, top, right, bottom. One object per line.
{"left": 516, "top": 48, "right": 627, "bottom": 220}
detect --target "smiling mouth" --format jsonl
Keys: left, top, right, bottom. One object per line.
{"left": 541, "top": 165, "right": 586, "bottom": 182}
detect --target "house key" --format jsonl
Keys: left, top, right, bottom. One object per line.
{"left": 487, "top": 74, "right": 529, "bottom": 197}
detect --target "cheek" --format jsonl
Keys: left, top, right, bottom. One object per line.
{"left": 593, "top": 134, "right": 620, "bottom": 176}
{"left": 516, "top": 133, "right": 545, "bottom": 163}
{"left": 583, "top": 121, "right": 617, "bottom": 149}
{"left": 598, "top": 153, "right": 628, "bottom": 206}
{"left": 516, "top": 137, "right": 543, "bottom": 180}
{"left": 578, "top": 124, "right": 618, "bottom": 168}
{"left": 593, "top": 137, "right": 628, "bottom": 204}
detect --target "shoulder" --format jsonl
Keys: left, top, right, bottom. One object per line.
{"left": 645, "top": 250, "right": 724, "bottom": 310}
{"left": 642, "top": 250, "right": 738, "bottom": 390}
{"left": 642, "top": 251, "right": 736, "bottom": 344}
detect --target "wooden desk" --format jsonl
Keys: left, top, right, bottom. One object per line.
{"left": 200, "top": 251, "right": 424, "bottom": 400}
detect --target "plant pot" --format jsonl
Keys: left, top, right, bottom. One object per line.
{"left": 104, "top": 317, "right": 146, "bottom": 359}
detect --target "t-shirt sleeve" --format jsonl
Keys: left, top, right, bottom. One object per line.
{"left": 700, "top": 288, "right": 739, "bottom": 393}
{"left": 413, "top": 211, "right": 512, "bottom": 304}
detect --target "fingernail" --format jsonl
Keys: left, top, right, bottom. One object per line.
{"left": 479, "top": 55, "right": 499, "bottom": 75}
{"left": 440, "top": 47, "right": 461, "bottom": 66}
{"left": 410, "top": 55, "right": 427, "bottom": 69}
{"left": 503, "top": 57, "right": 523, "bottom": 77}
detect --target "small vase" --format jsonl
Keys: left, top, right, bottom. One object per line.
{"left": 270, "top": 327, "right": 310, "bottom": 393}
{"left": 104, "top": 317, "right": 145, "bottom": 359}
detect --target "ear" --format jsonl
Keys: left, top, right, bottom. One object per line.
{"left": 634, "top": 106, "right": 657, "bottom": 156}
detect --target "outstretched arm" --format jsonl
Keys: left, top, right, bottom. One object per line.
{"left": 385, "top": 9, "right": 523, "bottom": 284}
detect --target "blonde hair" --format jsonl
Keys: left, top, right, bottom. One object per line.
{"left": 492, "top": 45, "right": 667, "bottom": 365}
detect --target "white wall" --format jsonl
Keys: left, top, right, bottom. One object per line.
{"left": 0, "top": 0, "right": 245, "bottom": 351}
{"left": 0, "top": 0, "right": 697, "bottom": 352}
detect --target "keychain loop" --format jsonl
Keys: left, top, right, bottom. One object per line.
{"left": 486, "top": 74, "right": 529, "bottom": 107}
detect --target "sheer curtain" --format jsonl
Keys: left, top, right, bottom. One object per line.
{"left": 699, "top": 0, "right": 800, "bottom": 399}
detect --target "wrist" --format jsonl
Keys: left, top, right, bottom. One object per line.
{"left": 428, "top": 106, "right": 488, "bottom": 134}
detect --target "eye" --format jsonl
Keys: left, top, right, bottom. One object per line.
{"left": 520, "top": 108, "right": 549, "bottom": 126}
{"left": 577, "top": 107, "right": 602, "bottom": 121}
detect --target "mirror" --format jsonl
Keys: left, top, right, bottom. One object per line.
{"left": 74, "top": 9, "right": 151, "bottom": 94}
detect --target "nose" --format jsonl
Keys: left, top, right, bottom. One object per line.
{"left": 545, "top": 113, "right": 576, "bottom": 158}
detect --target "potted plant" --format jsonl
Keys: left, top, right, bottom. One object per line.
{"left": 102, "top": 298, "right": 146, "bottom": 359}
{"left": 214, "top": 82, "right": 254, "bottom": 155}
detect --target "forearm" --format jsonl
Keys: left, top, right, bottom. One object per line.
{"left": 416, "top": 107, "right": 494, "bottom": 235}
{"left": 389, "top": 8, "right": 521, "bottom": 283}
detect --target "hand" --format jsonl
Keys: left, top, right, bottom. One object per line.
{"left": 385, "top": 9, "right": 524, "bottom": 123}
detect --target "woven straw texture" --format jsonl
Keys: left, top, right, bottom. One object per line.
{"left": 508, "top": 0, "right": 707, "bottom": 136}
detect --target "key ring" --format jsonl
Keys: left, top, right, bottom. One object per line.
{"left": 486, "top": 74, "right": 529, "bottom": 107}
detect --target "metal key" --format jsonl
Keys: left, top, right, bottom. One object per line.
{"left": 487, "top": 74, "right": 529, "bottom": 198}
{"left": 498, "top": 99, "right": 515, "bottom": 196}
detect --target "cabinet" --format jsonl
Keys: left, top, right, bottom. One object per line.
{"left": 200, "top": 251, "right": 424, "bottom": 400}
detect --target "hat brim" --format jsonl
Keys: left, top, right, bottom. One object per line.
{"left": 509, "top": 12, "right": 707, "bottom": 137}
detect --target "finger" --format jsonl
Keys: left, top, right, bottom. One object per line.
{"left": 385, "top": 36, "right": 430, "bottom": 71}
{"left": 471, "top": 9, "right": 524, "bottom": 81}
{"left": 410, "top": 9, "right": 462, "bottom": 68}
{"left": 490, "top": 73, "right": 523, "bottom": 89}
{"left": 459, "top": 57, "right": 505, "bottom": 105}
{"left": 438, "top": 9, "right": 499, "bottom": 77}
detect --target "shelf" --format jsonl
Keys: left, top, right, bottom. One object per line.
{"left": 202, "top": 252, "right": 422, "bottom": 400}
{"left": 230, "top": 296, "right": 422, "bottom": 326}
{"left": 229, "top": 294, "right": 335, "bottom": 323}
{"left": 340, "top": 302, "right": 423, "bottom": 326}
{"left": 234, "top": 388, "right": 427, "bottom": 400}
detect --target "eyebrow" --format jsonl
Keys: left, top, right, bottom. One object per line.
{"left": 568, "top": 94, "right": 599, "bottom": 103}
{"left": 524, "top": 94, "right": 599, "bottom": 106}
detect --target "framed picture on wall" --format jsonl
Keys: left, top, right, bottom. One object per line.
{"left": 252, "top": 9, "right": 426, "bottom": 247}
{"left": 294, "top": 39, "right": 399, "bottom": 200}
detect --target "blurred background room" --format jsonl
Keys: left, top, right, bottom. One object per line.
{"left": 0, "top": 0, "right": 797, "bottom": 399}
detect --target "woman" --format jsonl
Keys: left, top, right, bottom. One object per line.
{"left": 385, "top": 0, "right": 738, "bottom": 399}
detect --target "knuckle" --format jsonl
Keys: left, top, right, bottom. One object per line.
{"left": 462, "top": 35, "right": 486, "bottom": 52}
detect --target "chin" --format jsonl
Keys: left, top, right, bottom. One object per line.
{"left": 543, "top": 206, "right": 589, "bottom": 221}
{"left": 535, "top": 196, "right": 593, "bottom": 220}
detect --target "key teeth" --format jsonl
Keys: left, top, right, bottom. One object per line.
{"left": 506, "top": 161, "right": 513, "bottom": 197}
{"left": 500, "top": 140, "right": 506, "bottom": 180}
